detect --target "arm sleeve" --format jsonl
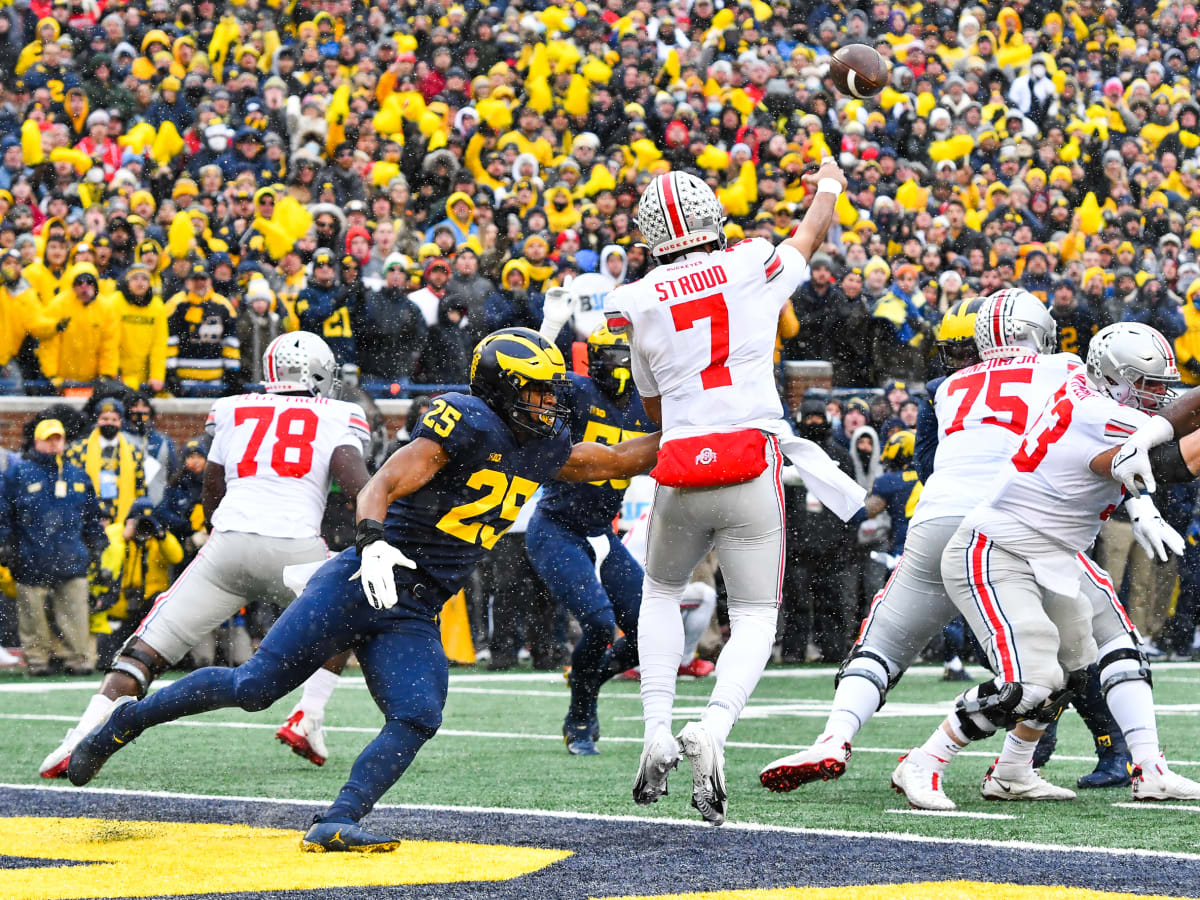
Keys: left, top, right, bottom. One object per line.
{"left": 630, "top": 337, "right": 659, "bottom": 398}
{"left": 206, "top": 402, "right": 230, "bottom": 466}
{"left": 752, "top": 238, "right": 810, "bottom": 303}
{"left": 338, "top": 403, "right": 372, "bottom": 451}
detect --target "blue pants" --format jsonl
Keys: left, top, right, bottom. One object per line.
{"left": 121, "top": 549, "right": 449, "bottom": 824}
{"left": 525, "top": 512, "right": 642, "bottom": 721}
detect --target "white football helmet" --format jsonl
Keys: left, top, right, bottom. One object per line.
{"left": 635, "top": 171, "right": 726, "bottom": 258}
{"left": 262, "top": 332, "right": 340, "bottom": 398}
{"left": 973, "top": 289, "right": 1057, "bottom": 360}
{"left": 1087, "top": 322, "right": 1179, "bottom": 412}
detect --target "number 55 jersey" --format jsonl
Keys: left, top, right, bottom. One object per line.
{"left": 207, "top": 392, "right": 371, "bottom": 539}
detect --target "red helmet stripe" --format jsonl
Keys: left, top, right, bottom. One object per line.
{"left": 990, "top": 295, "right": 1003, "bottom": 348}
{"left": 660, "top": 173, "right": 686, "bottom": 239}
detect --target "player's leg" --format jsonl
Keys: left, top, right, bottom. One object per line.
{"left": 894, "top": 527, "right": 1070, "bottom": 810}
{"left": 679, "top": 580, "right": 717, "bottom": 675}
{"left": 1080, "top": 556, "right": 1200, "bottom": 800}
{"left": 599, "top": 532, "right": 644, "bottom": 678}
{"left": 525, "top": 513, "right": 615, "bottom": 754}
{"left": 66, "top": 551, "right": 367, "bottom": 786}
{"left": 633, "top": 483, "right": 713, "bottom": 806}
{"left": 302, "top": 616, "right": 449, "bottom": 852}
{"left": 761, "top": 517, "right": 962, "bottom": 792}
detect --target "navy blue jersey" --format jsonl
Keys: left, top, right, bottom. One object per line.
{"left": 914, "top": 376, "right": 945, "bottom": 483}
{"left": 536, "top": 373, "right": 654, "bottom": 536}
{"left": 384, "top": 393, "right": 572, "bottom": 594}
{"left": 871, "top": 468, "right": 922, "bottom": 556}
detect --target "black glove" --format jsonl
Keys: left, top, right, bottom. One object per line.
{"left": 56, "top": 317, "right": 71, "bottom": 333}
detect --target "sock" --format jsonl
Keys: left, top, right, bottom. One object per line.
{"left": 992, "top": 730, "right": 1042, "bottom": 778}
{"left": 823, "top": 655, "right": 890, "bottom": 746}
{"left": 76, "top": 693, "right": 115, "bottom": 737}
{"left": 297, "top": 667, "right": 339, "bottom": 719}
{"left": 1107, "top": 680, "right": 1161, "bottom": 769}
{"left": 638, "top": 576, "right": 686, "bottom": 748}
{"left": 124, "top": 667, "right": 241, "bottom": 733}
{"left": 913, "top": 720, "right": 967, "bottom": 774}
{"left": 700, "top": 600, "right": 776, "bottom": 748}
{"left": 324, "top": 718, "right": 435, "bottom": 823}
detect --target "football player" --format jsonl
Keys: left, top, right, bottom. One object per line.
{"left": 895, "top": 322, "right": 1200, "bottom": 809}
{"left": 66, "top": 328, "right": 662, "bottom": 852}
{"left": 864, "top": 429, "right": 921, "bottom": 561}
{"left": 40, "top": 333, "right": 369, "bottom": 778}
{"left": 607, "top": 159, "right": 866, "bottom": 826}
{"left": 525, "top": 320, "right": 656, "bottom": 755}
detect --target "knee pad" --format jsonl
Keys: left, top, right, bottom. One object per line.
{"left": 395, "top": 693, "right": 444, "bottom": 739}
{"left": 231, "top": 664, "right": 283, "bottom": 713}
{"left": 1026, "top": 669, "right": 1086, "bottom": 726}
{"left": 108, "top": 635, "right": 168, "bottom": 699}
{"left": 1098, "top": 644, "right": 1153, "bottom": 697}
{"left": 577, "top": 604, "right": 617, "bottom": 638}
{"left": 954, "top": 679, "right": 1037, "bottom": 740}
{"left": 726, "top": 599, "right": 778, "bottom": 637}
{"left": 835, "top": 648, "right": 900, "bottom": 710}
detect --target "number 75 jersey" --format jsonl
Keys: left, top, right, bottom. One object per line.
{"left": 911, "top": 353, "right": 1082, "bottom": 529}
{"left": 206, "top": 392, "right": 370, "bottom": 539}
{"left": 604, "top": 237, "right": 809, "bottom": 441}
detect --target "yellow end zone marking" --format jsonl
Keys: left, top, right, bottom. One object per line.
{"left": 600, "top": 883, "right": 1188, "bottom": 900}
{"left": 0, "top": 817, "right": 571, "bottom": 900}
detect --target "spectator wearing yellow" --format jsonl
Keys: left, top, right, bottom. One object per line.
{"left": 0, "top": 249, "right": 68, "bottom": 373}
{"left": 22, "top": 231, "right": 71, "bottom": 306}
{"left": 66, "top": 397, "right": 146, "bottom": 525}
{"left": 114, "top": 263, "right": 168, "bottom": 392}
{"left": 97, "top": 497, "right": 183, "bottom": 633}
{"left": 41, "top": 264, "right": 120, "bottom": 384}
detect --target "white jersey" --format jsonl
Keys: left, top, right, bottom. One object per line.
{"left": 983, "top": 369, "right": 1146, "bottom": 554}
{"left": 911, "top": 352, "right": 1083, "bottom": 528}
{"left": 206, "top": 392, "right": 369, "bottom": 539}
{"left": 604, "top": 238, "right": 808, "bottom": 444}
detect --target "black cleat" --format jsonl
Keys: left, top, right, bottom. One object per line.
{"left": 66, "top": 696, "right": 139, "bottom": 786}
{"left": 300, "top": 819, "right": 400, "bottom": 852}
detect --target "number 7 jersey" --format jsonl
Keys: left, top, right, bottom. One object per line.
{"left": 911, "top": 353, "right": 1082, "bottom": 529}
{"left": 206, "top": 392, "right": 370, "bottom": 539}
{"left": 604, "top": 238, "right": 809, "bottom": 442}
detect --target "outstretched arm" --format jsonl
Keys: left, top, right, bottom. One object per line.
{"left": 784, "top": 156, "right": 848, "bottom": 261}
{"left": 356, "top": 438, "right": 449, "bottom": 523}
{"left": 556, "top": 431, "right": 662, "bottom": 482}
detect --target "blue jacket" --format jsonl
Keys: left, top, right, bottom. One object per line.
{"left": 0, "top": 452, "right": 106, "bottom": 586}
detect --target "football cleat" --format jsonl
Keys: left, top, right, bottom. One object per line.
{"left": 618, "top": 668, "right": 641, "bottom": 681}
{"left": 40, "top": 729, "right": 84, "bottom": 779}
{"left": 66, "top": 696, "right": 138, "bottom": 787}
{"left": 676, "top": 721, "right": 727, "bottom": 826}
{"left": 1077, "top": 747, "right": 1132, "bottom": 789}
{"left": 633, "top": 726, "right": 680, "bottom": 806}
{"left": 563, "top": 718, "right": 599, "bottom": 756}
{"left": 890, "top": 752, "right": 956, "bottom": 811}
{"left": 276, "top": 708, "right": 328, "bottom": 766}
{"left": 300, "top": 819, "right": 399, "bottom": 853}
{"left": 1131, "top": 756, "right": 1200, "bottom": 801}
{"left": 678, "top": 657, "right": 715, "bottom": 678}
{"left": 981, "top": 761, "right": 1076, "bottom": 802}
{"left": 759, "top": 736, "right": 851, "bottom": 793}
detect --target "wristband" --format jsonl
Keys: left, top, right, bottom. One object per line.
{"left": 1138, "top": 414, "right": 1176, "bottom": 448}
{"left": 355, "top": 518, "right": 386, "bottom": 557}
{"left": 816, "top": 178, "right": 843, "bottom": 196}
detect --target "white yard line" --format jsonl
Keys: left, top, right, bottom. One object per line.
{"left": 884, "top": 809, "right": 1015, "bottom": 821}
{"left": 5, "top": 713, "right": 1199, "bottom": 768}
{"left": 0, "top": 781, "right": 1194, "bottom": 861}
{"left": 1111, "top": 802, "right": 1200, "bottom": 813}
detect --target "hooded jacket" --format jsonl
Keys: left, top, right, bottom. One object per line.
{"left": 0, "top": 270, "right": 59, "bottom": 368}
{"left": 423, "top": 191, "right": 478, "bottom": 244}
{"left": 42, "top": 263, "right": 120, "bottom": 382}
{"left": 113, "top": 278, "right": 168, "bottom": 389}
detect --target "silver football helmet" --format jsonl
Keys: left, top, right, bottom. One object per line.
{"left": 1087, "top": 322, "right": 1180, "bottom": 412}
{"left": 635, "top": 171, "right": 726, "bottom": 258}
{"left": 973, "top": 289, "right": 1058, "bottom": 360}
{"left": 262, "top": 332, "right": 340, "bottom": 398}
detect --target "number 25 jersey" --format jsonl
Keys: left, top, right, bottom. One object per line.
{"left": 911, "top": 353, "right": 1082, "bottom": 529}
{"left": 604, "top": 238, "right": 809, "bottom": 443}
{"left": 206, "top": 392, "right": 370, "bottom": 539}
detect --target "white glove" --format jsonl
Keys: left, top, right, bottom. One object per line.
{"left": 1127, "top": 494, "right": 1185, "bottom": 563}
{"left": 539, "top": 283, "right": 577, "bottom": 342}
{"left": 1111, "top": 415, "right": 1175, "bottom": 494}
{"left": 351, "top": 541, "right": 417, "bottom": 610}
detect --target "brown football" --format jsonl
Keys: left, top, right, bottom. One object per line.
{"left": 829, "top": 44, "right": 888, "bottom": 99}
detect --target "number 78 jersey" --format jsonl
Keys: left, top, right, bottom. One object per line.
{"left": 911, "top": 353, "right": 1082, "bottom": 529}
{"left": 604, "top": 238, "right": 809, "bottom": 441}
{"left": 206, "top": 393, "right": 370, "bottom": 539}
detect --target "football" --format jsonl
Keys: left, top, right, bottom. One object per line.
{"left": 829, "top": 44, "right": 889, "bottom": 99}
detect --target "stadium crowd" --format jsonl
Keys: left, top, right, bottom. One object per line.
{"left": 2, "top": 0, "right": 1200, "bottom": 675}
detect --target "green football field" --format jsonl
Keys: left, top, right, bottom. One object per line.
{"left": 5, "top": 660, "right": 1200, "bottom": 856}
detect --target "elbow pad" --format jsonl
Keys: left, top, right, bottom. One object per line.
{"left": 1149, "top": 441, "right": 1195, "bottom": 485}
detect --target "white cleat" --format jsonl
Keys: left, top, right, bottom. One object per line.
{"left": 890, "top": 752, "right": 956, "bottom": 811}
{"left": 676, "top": 721, "right": 727, "bottom": 826}
{"left": 633, "top": 726, "right": 681, "bottom": 806}
{"left": 39, "top": 728, "right": 84, "bottom": 779}
{"left": 759, "top": 736, "right": 851, "bottom": 793}
{"left": 981, "top": 763, "right": 1076, "bottom": 802}
{"left": 276, "top": 708, "right": 329, "bottom": 766}
{"left": 1132, "top": 756, "right": 1200, "bottom": 801}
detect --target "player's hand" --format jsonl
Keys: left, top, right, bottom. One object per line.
{"left": 352, "top": 540, "right": 417, "bottom": 610}
{"left": 802, "top": 156, "right": 847, "bottom": 192}
{"left": 542, "top": 285, "right": 577, "bottom": 324}
{"left": 1111, "top": 416, "right": 1174, "bottom": 494}
{"left": 1127, "top": 494, "right": 1185, "bottom": 563}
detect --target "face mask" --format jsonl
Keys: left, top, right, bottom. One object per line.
{"left": 98, "top": 424, "right": 120, "bottom": 440}
{"left": 797, "top": 420, "right": 830, "bottom": 443}
{"left": 128, "top": 413, "right": 149, "bottom": 434}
